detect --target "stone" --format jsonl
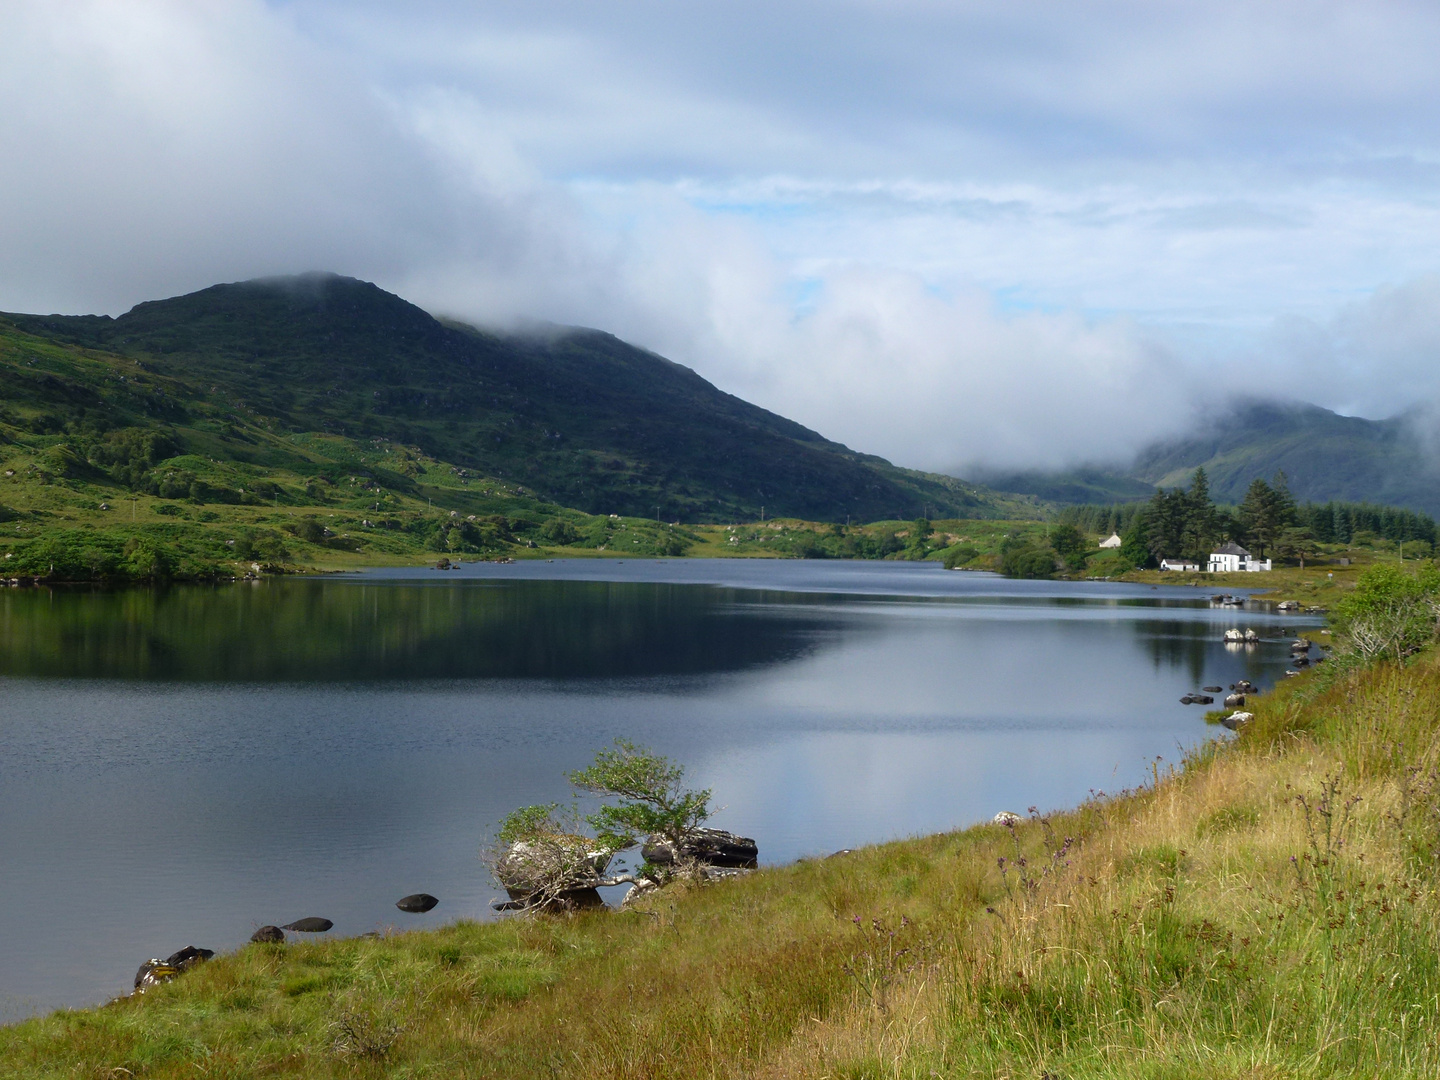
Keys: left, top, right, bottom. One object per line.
{"left": 133, "top": 958, "right": 179, "bottom": 992}
{"left": 495, "top": 837, "right": 613, "bottom": 911}
{"left": 642, "top": 828, "right": 758, "bottom": 869}
{"left": 1225, "top": 693, "right": 1246, "bottom": 708}
{"left": 992, "top": 811, "right": 1022, "bottom": 826}
{"left": 1202, "top": 686, "right": 1223, "bottom": 693}
{"left": 250, "top": 925, "right": 285, "bottom": 944}
{"left": 396, "top": 893, "right": 439, "bottom": 914}
{"left": 282, "top": 917, "right": 334, "bottom": 933}
{"left": 164, "top": 946, "right": 214, "bottom": 970}
{"left": 1221, "top": 711, "right": 1254, "bottom": 731}
{"left": 132, "top": 947, "right": 212, "bottom": 993}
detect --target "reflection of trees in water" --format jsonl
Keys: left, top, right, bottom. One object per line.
{"left": 0, "top": 582, "right": 840, "bottom": 682}
{"left": 1142, "top": 621, "right": 1212, "bottom": 687}
{"left": 1141, "top": 620, "right": 1296, "bottom": 690}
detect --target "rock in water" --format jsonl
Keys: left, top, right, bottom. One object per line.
{"left": 642, "top": 828, "right": 759, "bottom": 869}
{"left": 1202, "top": 686, "right": 1223, "bottom": 693}
{"left": 282, "top": 917, "right": 334, "bottom": 933}
{"left": 396, "top": 893, "right": 439, "bottom": 914}
{"left": 1225, "top": 693, "right": 1246, "bottom": 708}
{"left": 250, "top": 925, "right": 285, "bottom": 944}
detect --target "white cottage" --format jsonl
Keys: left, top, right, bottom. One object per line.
{"left": 1159, "top": 557, "right": 1200, "bottom": 571}
{"left": 1099, "top": 532, "right": 1123, "bottom": 549}
{"left": 1209, "top": 541, "right": 1272, "bottom": 573}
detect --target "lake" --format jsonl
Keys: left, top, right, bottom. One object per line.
{"left": 0, "top": 559, "right": 1319, "bottom": 1021}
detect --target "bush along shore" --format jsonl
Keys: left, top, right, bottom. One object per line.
{"left": 8, "top": 563, "right": 1440, "bottom": 1077}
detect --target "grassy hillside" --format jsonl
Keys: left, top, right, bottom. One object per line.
{"left": 0, "top": 295, "right": 1045, "bottom": 581}
{"left": 10, "top": 587, "right": 1440, "bottom": 1076}
{"left": 4, "top": 274, "right": 1007, "bottom": 525}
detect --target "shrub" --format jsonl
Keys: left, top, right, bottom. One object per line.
{"left": 541, "top": 518, "right": 581, "bottom": 545}
{"left": 1331, "top": 562, "right": 1440, "bottom": 662}
{"left": 942, "top": 544, "right": 979, "bottom": 570}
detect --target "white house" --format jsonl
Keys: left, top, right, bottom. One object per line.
{"left": 1209, "top": 541, "right": 1272, "bottom": 573}
{"left": 1099, "top": 532, "right": 1123, "bottom": 549}
{"left": 1160, "top": 557, "right": 1200, "bottom": 571}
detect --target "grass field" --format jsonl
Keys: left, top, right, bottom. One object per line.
{"left": 8, "top": 600, "right": 1440, "bottom": 1076}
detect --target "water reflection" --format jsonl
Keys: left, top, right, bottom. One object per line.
{"left": 0, "top": 581, "right": 839, "bottom": 681}
{"left": 0, "top": 564, "right": 1320, "bottom": 1022}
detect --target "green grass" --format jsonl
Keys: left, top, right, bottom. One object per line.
{"left": 10, "top": 634, "right": 1440, "bottom": 1076}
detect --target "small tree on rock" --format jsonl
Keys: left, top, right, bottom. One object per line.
{"left": 568, "top": 739, "right": 712, "bottom": 860}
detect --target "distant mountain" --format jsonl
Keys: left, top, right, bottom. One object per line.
{"left": 972, "top": 401, "right": 1440, "bottom": 516}
{"left": 6, "top": 273, "right": 1010, "bottom": 523}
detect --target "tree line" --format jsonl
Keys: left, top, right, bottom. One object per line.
{"left": 1055, "top": 471, "right": 1437, "bottom": 569}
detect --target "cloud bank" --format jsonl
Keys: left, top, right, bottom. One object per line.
{"left": 4, "top": 1, "right": 1440, "bottom": 472}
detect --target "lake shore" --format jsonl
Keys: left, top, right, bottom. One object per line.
{"left": 5, "top": 642, "right": 1438, "bottom": 1076}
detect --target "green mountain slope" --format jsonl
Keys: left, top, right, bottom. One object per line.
{"left": 6, "top": 273, "right": 1000, "bottom": 523}
{"left": 975, "top": 401, "right": 1440, "bottom": 515}
{"left": 1133, "top": 400, "right": 1438, "bottom": 509}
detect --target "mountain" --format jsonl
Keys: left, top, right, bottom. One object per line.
{"left": 5, "top": 273, "right": 1005, "bottom": 523}
{"left": 975, "top": 401, "right": 1440, "bottom": 516}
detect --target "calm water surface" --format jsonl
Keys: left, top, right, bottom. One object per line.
{"left": 0, "top": 560, "right": 1319, "bottom": 1020}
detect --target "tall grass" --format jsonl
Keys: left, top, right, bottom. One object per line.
{"left": 9, "top": 654, "right": 1440, "bottom": 1077}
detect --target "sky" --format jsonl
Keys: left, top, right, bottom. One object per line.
{"left": 3, "top": 1, "right": 1440, "bottom": 473}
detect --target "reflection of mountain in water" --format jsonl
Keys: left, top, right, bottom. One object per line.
{"left": 0, "top": 581, "right": 837, "bottom": 682}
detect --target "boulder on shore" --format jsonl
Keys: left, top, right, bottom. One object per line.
{"left": 250, "top": 925, "right": 285, "bottom": 944}
{"left": 1221, "top": 711, "right": 1254, "bottom": 731}
{"left": 133, "top": 946, "right": 213, "bottom": 992}
{"left": 494, "top": 836, "right": 613, "bottom": 911}
{"left": 641, "top": 828, "right": 759, "bottom": 869}
{"left": 396, "top": 893, "right": 439, "bottom": 914}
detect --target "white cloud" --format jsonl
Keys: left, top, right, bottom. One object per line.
{"left": 4, "top": 0, "right": 1440, "bottom": 472}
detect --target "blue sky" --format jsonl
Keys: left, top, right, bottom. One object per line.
{"left": 3, "top": 1, "right": 1440, "bottom": 471}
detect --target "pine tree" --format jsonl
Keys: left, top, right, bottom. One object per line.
{"left": 1239, "top": 478, "right": 1278, "bottom": 558}
{"left": 1182, "top": 467, "right": 1216, "bottom": 558}
{"left": 1271, "top": 470, "right": 1297, "bottom": 529}
{"left": 1146, "top": 488, "right": 1189, "bottom": 564}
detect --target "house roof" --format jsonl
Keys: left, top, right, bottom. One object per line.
{"left": 1212, "top": 541, "right": 1251, "bottom": 556}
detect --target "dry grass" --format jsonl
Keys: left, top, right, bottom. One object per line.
{"left": 8, "top": 655, "right": 1440, "bottom": 1077}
